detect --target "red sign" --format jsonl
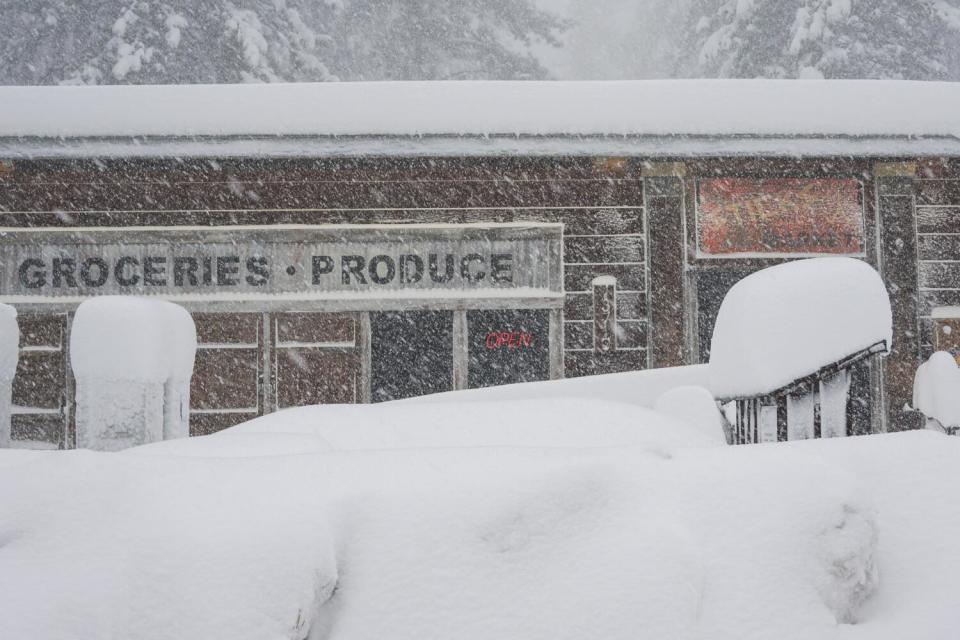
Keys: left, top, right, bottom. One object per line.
{"left": 697, "top": 178, "right": 863, "bottom": 256}
{"left": 485, "top": 331, "right": 533, "bottom": 350}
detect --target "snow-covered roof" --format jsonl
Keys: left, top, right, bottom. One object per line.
{"left": 0, "top": 80, "right": 959, "bottom": 158}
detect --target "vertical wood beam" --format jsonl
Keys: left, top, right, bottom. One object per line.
{"left": 260, "top": 312, "right": 273, "bottom": 415}
{"left": 548, "top": 308, "right": 564, "bottom": 380}
{"left": 642, "top": 163, "right": 686, "bottom": 368}
{"left": 452, "top": 309, "right": 468, "bottom": 390}
{"left": 359, "top": 312, "right": 372, "bottom": 404}
{"left": 875, "top": 163, "right": 923, "bottom": 432}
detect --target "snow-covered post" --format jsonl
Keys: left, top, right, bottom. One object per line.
{"left": 912, "top": 351, "right": 960, "bottom": 432}
{"left": 161, "top": 304, "right": 197, "bottom": 441}
{"left": 71, "top": 297, "right": 195, "bottom": 451}
{"left": 0, "top": 305, "right": 19, "bottom": 448}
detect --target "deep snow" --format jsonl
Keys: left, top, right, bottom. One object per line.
{"left": 2, "top": 396, "right": 960, "bottom": 639}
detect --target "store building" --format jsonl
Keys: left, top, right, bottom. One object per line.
{"left": 0, "top": 80, "right": 958, "bottom": 448}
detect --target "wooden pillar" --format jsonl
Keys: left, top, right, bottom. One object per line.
{"left": 452, "top": 309, "right": 468, "bottom": 390}
{"left": 642, "top": 162, "right": 687, "bottom": 368}
{"left": 875, "top": 162, "right": 923, "bottom": 432}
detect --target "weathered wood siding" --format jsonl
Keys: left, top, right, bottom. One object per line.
{"left": 917, "top": 178, "right": 960, "bottom": 356}
{"left": 0, "top": 156, "right": 648, "bottom": 388}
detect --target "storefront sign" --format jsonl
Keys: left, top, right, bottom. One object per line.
{"left": 697, "top": 178, "right": 864, "bottom": 257}
{"left": 467, "top": 309, "right": 549, "bottom": 388}
{"left": 484, "top": 331, "right": 534, "bottom": 350}
{"left": 0, "top": 224, "right": 564, "bottom": 300}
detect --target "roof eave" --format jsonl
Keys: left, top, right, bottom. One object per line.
{"left": 1, "top": 133, "right": 959, "bottom": 160}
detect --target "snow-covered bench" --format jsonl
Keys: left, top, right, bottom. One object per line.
{"left": 708, "top": 258, "right": 892, "bottom": 444}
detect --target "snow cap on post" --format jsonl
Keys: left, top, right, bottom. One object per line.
{"left": 708, "top": 258, "right": 892, "bottom": 400}
{"left": 71, "top": 297, "right": 188, "bottom": 383}
{"left": 913, "top": 351, "right": 960, "bottom": 428}
{"left": 0, "top": 304, "right": 18, "bottom": 381}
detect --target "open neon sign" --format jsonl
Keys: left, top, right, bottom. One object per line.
{"left": 485, "top": 331, "right": 534, "bottom": 350}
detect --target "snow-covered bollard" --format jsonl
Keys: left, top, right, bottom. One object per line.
{"left": 0, "top": 305, "right": 19, "bottom": 448}
{"left": 912, "top": 351, "right": 960, "bottom": 433}
{"left": 71, "top": 297, "right": 197, "bottom": 451}
{"left": 653, "top": 385, "right": 729, "bottom": 445}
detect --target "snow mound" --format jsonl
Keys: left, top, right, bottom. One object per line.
{"left": 709, "top": 258, "right": 891, "bottom": 399}
{"left": 413, "top": 363, "right": 711, "bottom": 408}
{"left": 132, "top": 431, "right": 335, "bottom": 458}
{"left": 324, "top": 462, "right": 704, "bottom": 640}
{"left": 221, "top": 397, "right": 721, "bottom": 454}
{"left": 0, "top": 451, "right": 338, "bottom": 640}
{"left": 0, "top": 430, "right": 902, "bottom": 639}
{"left": 913, "top": 351, "right": 960, "bottom": 428}
{"left": 654, "top": 385, "right": 728, "bottom": 445}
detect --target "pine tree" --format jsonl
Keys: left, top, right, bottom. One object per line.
{"left": 322, "top": 0, "right": 566, "bottom": 81}
{"left": 680, "top": 0, "right": 960, "bottom": 80}
{"left": 0, "top": 1, "right": 337, "bottom": 85}
{"left": 0, "top": 0, "right": 564, "bottom": 84}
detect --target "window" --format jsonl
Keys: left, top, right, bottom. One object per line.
{"left": 371, "top": 311, "right": 453, "bottom": 402}
{"left": 467, "top": 309, "right": 550, "bottom": 389}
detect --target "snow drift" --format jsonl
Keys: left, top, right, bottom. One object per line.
{"left": 198, "top": 396, "right": 721, "bottom": 454}
{"left": 709, "top": 258, "right": 892, "bottom": 399}
{"left": 414, "top": 363, "right": 711, "bottom": 408}
{"left": 0, "top": 420, "right": 900, "bottom": 640}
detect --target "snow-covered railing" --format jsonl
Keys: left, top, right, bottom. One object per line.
{"left": 723, "top": 341, "right": 887, "bottom": 445}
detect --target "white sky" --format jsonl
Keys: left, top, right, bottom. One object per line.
{"left": 532, "top": 0, "right": 689, "bottom": 79}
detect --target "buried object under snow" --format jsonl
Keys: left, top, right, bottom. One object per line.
{"left": 70, "top": 297, "right": 197, "bottom": 451}
{"left": 708, "top": 257, "right": 892, "bottom": 400}
{"left": 913, "top": 351, "right": 960, "bottom": 431}
{"left": 0, "top": 416, "right": 900, "bottom": 640}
